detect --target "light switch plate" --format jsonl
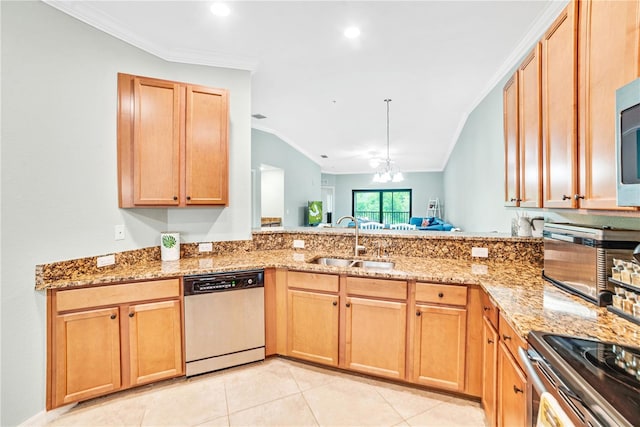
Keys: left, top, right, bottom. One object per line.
{"left": 199, "top": 242, "right": 213, "bottom": 252}
{"left": 97, "top": 254, "right": 115, "bottom": 267}
{"left": 114, "top": 225, "right": 125, "bottom": 240}
{"left": 293, "top": 239, "right": 305, "bottom": 248}
{"left": 471, "top": 247, "right": 489, "bottom": 258}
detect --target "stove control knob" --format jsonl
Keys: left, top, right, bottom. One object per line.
{"left": 247, "top": 278, "right": 253, "bottom": 285}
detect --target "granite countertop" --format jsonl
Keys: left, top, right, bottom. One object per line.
{"left": 36, "top": 249, "right": 640, "bottom": 348}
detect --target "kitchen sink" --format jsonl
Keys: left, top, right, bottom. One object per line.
{"left": 311, "top": 257, "right": 395, "bottom": 270}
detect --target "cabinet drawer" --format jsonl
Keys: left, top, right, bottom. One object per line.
{"left": 415, "top": 283, "right": 467, "bottom": 306}
{"left": 287, "top": 271, "right": 339, "bottom": 293}
{"left": 346, "top": 277, "right": 407, "bottom": 300}
{"left": 56, "top": 278, "right": 181, "bottom": 312}
{"left": 481, "top": 291, "right": 499, "bottom": 329}
{"left": 498, "top": 314, "right": 527, "bottom": 368}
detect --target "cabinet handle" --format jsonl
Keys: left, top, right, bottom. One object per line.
{"left": 487, "top": 338, "right": 494, "bottom": 344}
{"left": 513, "top": 385, "right": 524, "bottom": 394}
{"left": 574, "top": 194, "right": 585, "bottom": 200}
{"left": 502, "top": 334, "right": 511, "bottom": 341}
{"left": 416, "top": 311, "right": 421, "bottom": 316}
{"left": 173, "top": 196, "right": 178, "bottom": 201}
{"left": 129, "top": 312, "right": 135, "bottom": 318}
{"left": 483, "top": 306, "right": 491, "bottom": 311}
{"left": 332, "top": 301, "right": 337, "bottom": 306}
{"left": 510, "top": 198, "right": 517, "bottom": 202}
{"left": 438, "top": 292, "right": 444, "bottom": 298}
{"left": 346, "top": 303, "right": 351, "bottom": 308}
{"left": 110, "top": 314, "right": 117, "bottom": 320}
{"left": 562, "top": 195, "right": 571, "bottom": 200}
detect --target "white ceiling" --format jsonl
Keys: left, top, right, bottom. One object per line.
{"left": 45, "top": 0, "right": 565, "bottom": 174}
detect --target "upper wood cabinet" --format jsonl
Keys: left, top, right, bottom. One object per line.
{"left": 577, "top": 0, "right": 640, "bottom": 210}
{"left": 541, "top": 0, "right": 640, "bottom": 210}
{"left": 541, "top": 1, "right": 578, "bottom": 208}
{"left": 503, "top": 74, "right": 520, "bottom": 207}
{"left": 504, "top": 45, "right": 543, "bottom": 208}
{"left": 118, "top": 73, "right": 229, "bottom": 208}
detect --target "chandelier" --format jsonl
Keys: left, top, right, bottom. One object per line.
{"left": 372, "top": 99, "right": 404, "bottom": 183}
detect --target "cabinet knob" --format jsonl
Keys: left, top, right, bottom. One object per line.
{"left": 438, "top": 292, "right": 444, "bottom": 298}
{"left": 129, "top": 312, "right": 135, "bottom": 318}
{"left": 483, "top": 306, "right": 490, "bottom": 311}
{"left": 487, "top": 338, "right": 494, "bottom": 344}
{"left": 332, "top": 301, "right": 337, "bottom": 306}
{"left": 502, "top": 334, "right": 511, "bottom": 341}
{"left": 173, "top": 196, "right": 178, "bottom": 201}
{"left": 574, "top": 194, "right": 585, "bottom": 200}
{"left": 110, "top": 314, "right": 117, "bottom": 320}
{"left": 513, "top": 385, "right": 524, "bottom": 394}
{"left": 186, "top": 196, "right": 191, "bottom": 201}
{"left": 346, "top": 303, "right": 351, "bottom": 308}
{"left": 416, "top": 311, "right": 421, "bottom": 316}
{"left": 562, "top": 195, "right": 571, "bottom": 200}
{"left": 510, "top": 198, "right": 517, "bottom": 202}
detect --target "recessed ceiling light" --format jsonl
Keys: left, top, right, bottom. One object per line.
{"left": 210, "top": 3, "right": 230, "bottom": 17}
{"left": 344, "top": 26, "right": 361, "bottom": 39}
{"left": 252, "top": 113, "right": 267, "bottom": 119}
{"left": 321, "top": 154, "right": 328, "bottom": 159}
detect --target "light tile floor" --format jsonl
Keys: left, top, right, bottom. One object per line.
{"left": 41, "top": 358, "right": 488, "bottom": 427}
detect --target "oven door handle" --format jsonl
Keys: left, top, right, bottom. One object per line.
{"left": 518, "top": 346, "right": 548, "bottom": 395}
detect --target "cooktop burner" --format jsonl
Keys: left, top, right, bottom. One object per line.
{"left": 542, "top": 334, "right": 640, "bottom": 425}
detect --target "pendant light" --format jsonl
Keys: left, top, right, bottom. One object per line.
{"left": 373, "top": 99, "right": 403, "bottom": 183}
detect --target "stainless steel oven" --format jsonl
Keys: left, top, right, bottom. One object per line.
{"left": 184, "top": 270, "right": 265, "bottom": 377}
{"left": 520, "top": 331, "right": 640, "bottom": 427}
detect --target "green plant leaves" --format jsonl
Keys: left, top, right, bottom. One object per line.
{"left": 162, "top": 234, "right": 177, "bottom": 249}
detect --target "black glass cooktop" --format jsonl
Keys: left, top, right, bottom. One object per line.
{"left": 542, "top": 334, "right": 640, "bottom": 426}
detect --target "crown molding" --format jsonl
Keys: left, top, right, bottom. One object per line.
{"left": 442, "top": 0, "right": 570, "bottom": 170}
{"left": 42, "top": 0, "right": 259, "bottom": 71}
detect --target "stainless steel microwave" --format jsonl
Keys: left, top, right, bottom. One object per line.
{"left": 616, "top": 78, "right": 640, "bottom": 206}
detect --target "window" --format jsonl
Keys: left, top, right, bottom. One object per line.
{"left": 352, "top": 189, "right": 412, "bottom": 224}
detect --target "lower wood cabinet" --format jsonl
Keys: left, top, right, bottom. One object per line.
{"left": 54, "top": 307, "right": 122, "bottom": 406}
{"left": 482, "top": 316, "right": 499, "bottom": 427}
{"left": 287, "top": 289, "right": 339, "bottom": 366}
{"left": 412, "top": 303, "right": 467, "bottom": 391}
{"left": 497, "top": 341, "right": 527, "bottom": 427}
{"left": 128, "top": 299, "right": 183, "bottom": 386}
{"left": 48, "top": 278, "right": 184, "bottom": 409}
{"left": 344, "top": 296, "right": 406, "bottom": 379}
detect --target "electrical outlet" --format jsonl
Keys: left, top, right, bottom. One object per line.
{"left": 198, "top": 242, "right": 213, "bottom": 252}
{"left": 471, "top": 247, "right": 489, "bottom": 258}
{"left": 293, "top": 239, "right": 305, "bottom": 249}
{"left": 114, "top": 225, "right": 125, "bottom": 240}
{"left": 97, "top": 254, "right": 115, "bottom": 267}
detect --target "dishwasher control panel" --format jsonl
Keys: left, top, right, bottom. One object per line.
{"left": 184, "top": 269, "right": 264, "bottom": 295}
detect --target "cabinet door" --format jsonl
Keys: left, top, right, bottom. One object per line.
{"left": 497, "top": 342, "right": 527, "bottom": 427}
{"left": 345, "top": 297, "right": 406, "bottom": 379}
{"left": 503, "top": 74, "right": 520, "bottom": 207}
{"left": 542, "top": 2, "right": 578, "bottom": 208}
{"left": 413, "top": 304, "right": 467, "bottom": 391}
{"left": 128, "top": 299, "right": 183, "bottom": 386}
{"left": 185, "top": 85, "right": 229, "bottom": 205}
{"left": 133, "top": 77, "right": 182, "bottom": 206}
{"left": 482, "top": 317, "right": 499, "bottom": 427}
{"left": 54, "top": 307, "right": 121, "bottom": 406}
{"left": 287, "top": 290, "right": 339, "bottom": 366}
{"left": 518, "top": 44, "right": 543, "bottom": 208}
{"left": 578, "top": 0, "right": 640, "bottom": 210}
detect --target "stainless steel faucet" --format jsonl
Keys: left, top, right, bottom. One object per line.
{"left": 337, "top": 215, "right": 364, "bottom": 256}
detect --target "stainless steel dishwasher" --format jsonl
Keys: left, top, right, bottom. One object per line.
{"left": 183, "top": 269, "right": 265, "bottom": 377}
